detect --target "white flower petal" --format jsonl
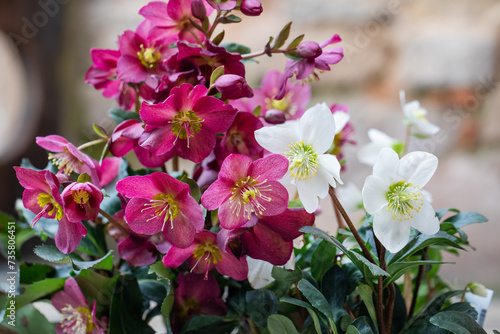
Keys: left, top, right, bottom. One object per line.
{"left": 247, "top": 257, "right": 275, "bottom": 289}
{"left": 372, "top": 148, "right": 399, "bottom": 187}
{"left": 397, "top": 151, "right": 438, "bottom": 187}
{"left": 362, "top": 175, "right": 388, "bottom": 214}
{"left": 403, "top": 100, "right": 421, "bottom": 119}
{"left": 299, "top": 103, "right": 335, "bottom": 154}
{"left": 317, "top": 154, "right": 342, "bottom": 186}
{"left": 409, "top": 198, "right": 440, "bottom": 235}
{"left": 357, "top": 142, "right": 385, "bottom": 166}
{"left": 373, "top": 208, "right": 411, "bottom": 253}
{"left": 254, "top": 125, "right": 299, "bottom": 154}
{"left": 336, "top": 183, "right": 363, "bottom": 213}
{"left": 413, "top": 120, "right": 440, "bottom": 136}
{"left": 367, "top": 128, "right": 396, "bottom": 146}
{"left": 333, "top": 111, "right": 350, "bottom": 135}
{"left": 296, "top": 179, "right": 322, "bottom": 213}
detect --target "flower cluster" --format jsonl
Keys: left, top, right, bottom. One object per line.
{"left": 11, "top": 1, "right": 489, "bottom": 333}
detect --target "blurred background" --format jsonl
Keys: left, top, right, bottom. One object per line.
{"left": 1, "top": 0, "right": 499, "bottom": 329}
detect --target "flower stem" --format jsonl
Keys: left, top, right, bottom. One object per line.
{"left": 408, "top": 247, "right": 428, "bottom": 319}
{"left": 403, "top": 125, "right": 411, "bottom": 155}
{"left": 78, "top": 138, "right": 107, "bottom": 151}
{"left": 328, "top": 186, "right": 375, "bottom": 264}
{"left": 99, "top": 208, "right": 128, "bottom": 234}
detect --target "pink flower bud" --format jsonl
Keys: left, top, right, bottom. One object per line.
{"left": 191, "top": 0, "right": 207, "bottom": 20}
{"left": 297, "top": 41, "right": 323, "bottom": 59}
{"left": 214, "top": 74, "right": 254, "bottom": 100}
{"left": 264, "top": 109, "right": 286, "bottom": 124}
{"left": 240, "top": 0, "right": 263, "bottom": 16}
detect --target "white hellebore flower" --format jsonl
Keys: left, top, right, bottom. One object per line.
{"left": 400, "top": 90, "right": 440, "bottom": 136}
{"left": 357, "top": 129, "right": 404, "bottom": 166}
{"left": 362, "top": 148, "right": 440, "bottom": 253}
{"left": 254, "top": 103, "right": 342, "bottom": 213}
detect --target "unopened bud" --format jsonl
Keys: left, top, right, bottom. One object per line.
{"left": 296, "top": 41, "right": 322, "bottom": 59}
{"left": 467, "top": 282, "right": 488, "bottom": 297}
{"left": 240, "top": 0, "right": 263, "bottom": 16}
{"left": 214, "top": 74, "right": 254, "bottom": 100}
{"left": 191, "top": 0, "right": 207, "bottom": 20}
{"left": 264, "top": 109, "right": 286, "bottom": 124}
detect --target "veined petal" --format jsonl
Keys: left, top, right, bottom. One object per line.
{"left": 254, "top": 126, "right": 299, "bottom": 154}
{"left": 299, "top": 103, "right": 336, "bottom": 154}
{"left": 165, "top": 212, "right": 196, "bottom": 249}
{"left": 317, "top": 154, "right": 342, "bottom": 187}
{"left": 55, "top": 218, "right": 86, "bottom": 254}
{"left": 219, "top": 199, "right": 251, "bottom": 230}
{"left": 397, "top": 151, "right": 438, "bottom": 187}
{"left": 201, "top": 179, "right": 232, "bottom": 210}
{"left": 242, "top": 224, "right": 292, "bottom": 266}
{"left": 362, "top": 176, "right": 388, "bottom": 214}
{"left": 219, "top": 154, "right": 252, "bottom": 182}
{"left": 296, "top": 179, "right": 323, "bottom": 213}
{"left": 163, "top": 243, "right": 198, "bottom": 267}
{"left": 373, "top": 209, "right": 411, "bottom": 253}
{"left": 409, "top": 198, "right": 440, "bottom": 235}
{"left": 372, "top": 148, "right": 399, "bottom": 188}
{"left": 125, "top": 197, "right": 164, "bottom": 234}
{"left": 250, "top": 154, "right": 289, "bottom": 181}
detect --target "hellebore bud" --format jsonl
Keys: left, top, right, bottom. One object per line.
{"left": 191, "top": 0, "right": 207, "bottom": 20}
{"left": 296, "top": 41, "right": 322, "bottom": 59}
{"left": 214, "top": 74, "right": 254, "bottom": 100}
{"left": 240, "top": 0, "right": 263, "bottom": 16}
{"left": 264, "top": 109, "right": 286, "bottom": 124}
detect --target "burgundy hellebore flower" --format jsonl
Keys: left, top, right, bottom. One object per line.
{"left": 214, "top": 111, "right": 264, "bottom": 164}
{"left": 214, "top": 74, "right": 254, "bottom": 100}
{"left": 84, "top": 48, "right": 136, "bottom": 110}
{"left": 163, "top": 230, "right": 248, "bottom": 281}
{"left": 201, "top": 154, "right": 289, "bottom": 230}
{"left": 240, "top": 0, "right": 263, "bottom": 16}
{"left": 36, "top": 135, "right": 100, "bottom": 186}
{"left": 51, "top": 278, "right": 106, "bottom": 334}
{"left": 277, "top": 35, "right": 344, "bottom": 99}
{"left": 172, "top": 273, "right": 226, "bottom": 331}
{"left": 61, "top": 181, "right": 103, "bottom": 223}
{"left": 139, "top": 0, "right": 214, "bottom": 44}
{"left": 116, "top": 172, "right": 204, "bottom": 248}
{"left": 139, "top": 83, "right": 237, "bottom": 163}
{"left": 218, "top": 208, "right": 315, "bottom": 266}
{"left": 109, "top": 119, "right": 174, "bottom": 168}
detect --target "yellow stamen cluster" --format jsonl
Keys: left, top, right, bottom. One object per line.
{"left": 60, "top": 305, "right": 93, "bottom": 334}
{"left": 48, "top": 149, "right": 83, "bottom": 175}
{"left": 142, "top": 193, "right": 178, "bottom": 230}
{"left": 229, "top": 176, "right": 272, "bottom": 219}
{"left": 137, "top": 44, "right": 162, "bottom": 69}
{"left": 37, "top": 192, "right": 63, "bottom": 221}
{"left": 72, "top": 189, "right": 90, "bottom": 205}
{"left": 170, "top": 110, "right": 204, "bottom": 147}
{"left": 386, "top": 181, "right": 424, "bottom": 221}
{"left": 284, "top": 141, "right": 318, "bottom": 181}
{"left": 193, "top": 242, "right": 223, "bottom": 265}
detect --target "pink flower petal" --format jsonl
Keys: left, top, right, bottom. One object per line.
{"left": 55, "top": 218, "right": 86, "bottom": 254}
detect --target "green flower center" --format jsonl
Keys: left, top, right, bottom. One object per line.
{"left": 137, "top": 44, "right": 162, "bottom": 69}
{"left": 60, "top": 305, "right": 93, "bottom": 334}
{"left": 386, "top": 181, "right": 424, "bottom": 221}
{"left": 170, "top": 110, "right": 204, "bottom": 147}
{"left": 72, "top": 189, "right": 90, "bottom": 205}
{"left": 284, "top": 141, "right": 318, "bottom": 181}
{"left": 230, "top": 176, "right": 272, "bottom": 219}
{"left": 37, "top": 193, "right": 63, "bottom": 221}
{"left": 142, "top": 193, "right": 178, "bottom": 230}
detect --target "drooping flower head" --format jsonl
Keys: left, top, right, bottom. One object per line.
{"left": 61, "top": 181, "right": 104, "bottom": 223}
{"left": 255, "top": 103, "right": 343, "bottom": 213}
{"left": 51, "top": 278, "right": 106, "bottom": 334}
{"left": 214, "top": 74, "right": 254, "bottom": 101}
{"left": 362, "top": 148, "right": 440, "bottom": 253}
{"left": 326, "top": 103, "right": 354, "bottom": 169}
{"left": 139, "top": 0, "right": 214, "bottom": 45}
{"left": 163, "top": 230, "right": 248, "bottom": 280}
{"left": 240, "top": 0, "right": 263, "bottom": 16}
{"left": 276, "top": 35, "right": 344, "bottom": 99}
{"left": 400, "top": 90, "right": 440, "bottom": 137}
{"left": 172, "top": 272, "right": 226, "bottom": 332}
{"left": 201, "top": 154, "right": 289, "bottom": 230}
{"left": 357, "top": 129, "right": 405, "bottom": 166}
{"left": 139, "top": 83, "right": 237, "bottom": 163}
{"left": 116, "top": 172, "right": 204, "bottom": 248}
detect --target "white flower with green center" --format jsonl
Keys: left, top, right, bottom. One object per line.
{"left": 357, "top": 128, "right": 404, "bottom": 166}
{"left": 362, "top": 148, "right": 440, "bottom": 253}
{"left": 400, "top": 90, "right": 440, "bottom": 137}
{"left": 255, "top": 103, "right": 342, "bottom": 213}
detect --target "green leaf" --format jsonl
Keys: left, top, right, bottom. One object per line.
{"left": 19, "top": 263, "right": 55, "bottom": 285}
{"left": 15, "top": 278, "right": 66, "bottom": 309}
{"left": 267, "top": 314, "right": 299, "bottom": 334}
{"left": 108, "top": 275, "right": 155, "bottom": 334}
{"left": 209, "top": 65, "right": 225, "bottom": 86}
{"left": 149, "top": 261, "right": 171, "bottom": 280}
{"left": 77, "top": 220, "right": 108, "bottom": 257}
{"left": 311, "top": 239, "right": 336, "bottom": 282}
{"left": 109, "top": 108, "right": 141, "bottom": 124}
{"left": 384, "top": 260, "right": 453, "bottom": 288}
{"left": 77, "top": 173, "right": 92, "bottom": 183}
{"left": 182, "top": 315, "right": 238, "bottom": 333}
{"left": 71, "top": 250, "right": 113, "bottom": 273}
{"left": 212, "top": 30, "right": 225, "bottom": 45}
{"left": 33, "top": 245, "right": 70, "bottom": 263}
{"left": 93, "top": 124, "right": 108, "bottom": 138}
{"left": 221, "top": 42, "right": 251, "bottom": 55}
{"left": 179, "top": 176, "right": 202, "bottom": 203}
{"left": 217, "top": 14, "right": 242, "bottom": 23}
{"left": 272, "top": 22, "right": 292, "bottom": 50}
{"left": 358, "top": 283, "right": 378, "bottom": 328}
{"left": 409, "top": 290, "right": 464, "bottom": 327}
{"left": 436, "top": 208, "right": 460, "bottom": 220}
{"left": 346, "top": 317, "right": 375, "bottom": 334}
{"left": 442, "top": 302, "right": 478, "bottom": 320}
{"left": 443, "top": 211, "right": 488, "bottom": 229}
{"left": 280, "top": 297, "right": 323, "bottom": 334}
{"left": 430, "top": 310, "right": 487, "bottom": 334}
{"left": 1, "top": 304, "right": 56, "bottom": 334}
{"left": 321, "top": 265, "right": 348, "bottom": 321}
{"left": 245, "top": 289, "right": 278, "bottom": 327}
{"left": 298, "top": 279, "right": 334, "bottom": 320}
{"left": 287, "top": 34, "right": 305, "bottom": 50}
{"left": 271, "top": 266, "right": 303, "bottom": 283}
